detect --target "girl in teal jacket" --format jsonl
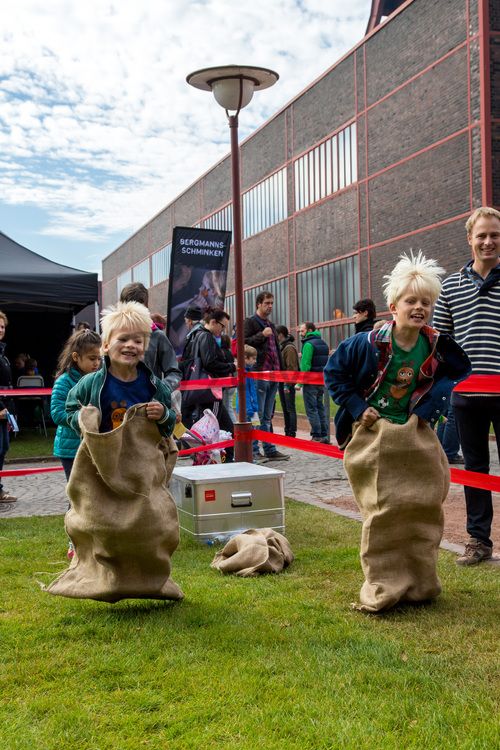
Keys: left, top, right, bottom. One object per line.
{"left": 51, "top": 329, "right": 102, "bottom": 480}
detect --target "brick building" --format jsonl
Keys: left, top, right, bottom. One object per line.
{"left": 102, "top": 0, "right": 500, "bottom": 349}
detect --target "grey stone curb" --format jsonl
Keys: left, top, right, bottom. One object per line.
{"left": 5, "top": 455, "right": 59, "bottom": 465}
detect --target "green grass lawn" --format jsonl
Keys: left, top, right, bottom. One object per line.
{"left": 1, "top": 502, "right": 499, "bottom": 749}
{"left": 8, "top": 427, "right": 56, "bottom": 460}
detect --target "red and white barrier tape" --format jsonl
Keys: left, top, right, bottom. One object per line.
{"left": 452, "top": 375, "right": 500, "bottom": 394}
{"left": 246, "top": 371, "right": 324, "bottom": 384}
{"left": 3, "top": 373, "right": 500, "bottom": 395}
{"left": 177, "top": 439, "right": 234, "bottom": 456}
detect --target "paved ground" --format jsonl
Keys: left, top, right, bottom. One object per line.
{"left": 1, "top": 430, "right": 499, "bottom": 561}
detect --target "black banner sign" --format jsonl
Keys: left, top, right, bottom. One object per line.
{"left": 167, "top": 226, "right": 231, "bottom": 355}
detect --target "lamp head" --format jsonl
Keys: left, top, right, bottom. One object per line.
{"left": 187, "top": 65, "right": 279, "bottom": 114}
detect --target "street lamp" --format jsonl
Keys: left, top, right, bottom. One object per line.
{"left": 187, "top": 65, "right": 279, "bottom": 463}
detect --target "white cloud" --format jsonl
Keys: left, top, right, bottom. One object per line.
{"left": 0, "top": 0, "right": 370, "bottom": 265}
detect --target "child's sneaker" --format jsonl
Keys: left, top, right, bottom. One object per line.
{"left": 67, "top": 542, "right": 75, "bottom": 560}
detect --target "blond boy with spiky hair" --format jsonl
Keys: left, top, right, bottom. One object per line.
{"left": 66, "top": 301, "right": 175, "bottom": 436}
{"left": 325, "top": 252, "right": 471, "bottom": 612}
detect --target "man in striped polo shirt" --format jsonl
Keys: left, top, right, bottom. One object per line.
{"left": 434, "top": 206, "right": 500, "bottom": 565}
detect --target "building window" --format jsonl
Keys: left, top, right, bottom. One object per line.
{"left": 294, "top": 122, "right": 357, "bottom": 211}
{"left": 203, "top": 204, "right": 233, "bottom": 233}
{"left": 244, "top": 277, "right": 289, "bottom": 326}
{"left": 320, "top": 323, "right": 356, "bottom": 351}
{"left": 117, "top": 269, "right": 132, "bottom": 296}
{"left": 152, "top": 243, "right": 171, "bottom": 286}
{"left": 132, "top": 258, "right": 150, "bottom": 288}
{"left": 224, "top": 294, "right": 236, "bottom": 330}
{"left": 225, "top": 276, "right": 290, "bottom": 333}
{"left": 297, "top": 254, "right": 360, "bottom": 327}
{"left": 242, "top": 168, "right": 287, "bottom": 240}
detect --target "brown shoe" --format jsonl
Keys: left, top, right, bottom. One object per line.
{"left": 0, "top": 491, "right": 17, "bottom": 503}
{"left": 456, "top": 538, "right": 493, "bottom": 566}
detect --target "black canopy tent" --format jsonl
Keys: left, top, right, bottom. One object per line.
{"left": 0, "top": 231, "right": 99, "bottom": 384}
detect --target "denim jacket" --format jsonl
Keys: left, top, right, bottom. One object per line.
{"left": 324, "top": 321, "right": 471, "bottom": 448}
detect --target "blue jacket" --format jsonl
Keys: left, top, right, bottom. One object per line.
{"left": 324, "top": 321, "right": 471, "bottom": 448}
{"left": 235, "top": 367, "right": 259, "bottom": 419}
{"left": 65, "top": 358, "right": 175, "bottom": 438}
{"left": 51, "top": 368, "right": 83, "bottom": 458}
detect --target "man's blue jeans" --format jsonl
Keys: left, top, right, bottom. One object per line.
{"left": 256, "top": 379, "right": 279, "bottom": 457}
{"left": 437, "top": 404, "right": 460, "bottom": 459}
{"left": 303, "top": 384, "right": 328, "bottom": 439}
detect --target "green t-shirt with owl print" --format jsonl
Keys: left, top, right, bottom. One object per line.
{"left": 368, "top": 334, "right": 430, "bottom": 424}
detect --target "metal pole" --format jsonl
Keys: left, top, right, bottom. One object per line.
{"left": 229, "top": 114, "right": 253, "bottom": 462}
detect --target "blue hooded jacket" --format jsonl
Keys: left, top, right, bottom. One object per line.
{"left": 324, "top": 321, "right": 471, "bottom": 448}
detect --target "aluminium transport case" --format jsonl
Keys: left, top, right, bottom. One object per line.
{"left": 170, "top": 461, "right": 285, "bottom": 542}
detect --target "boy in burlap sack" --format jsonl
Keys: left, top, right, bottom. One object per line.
{"left": 325, "top": 252, "right": 471, "bottom": 613}
{"left": 46, "top": 301, "right": 183, "bottom": 603}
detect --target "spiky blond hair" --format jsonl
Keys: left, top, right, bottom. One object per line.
{"left": 383, "top": 250, "right": 445, "bottom": 306}
{"left": 100, "top": 301, "right": 152, "bottom": 347}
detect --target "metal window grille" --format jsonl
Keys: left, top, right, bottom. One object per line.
{"left": 117, "top": 269, "right": 132, "bottom": 296}
{"left": 132, "top": 258, "right": 150, "bottom": 288}
{"left": 225, "top": 277, "right": 290, "bottom": 333}
{"left": 203, "top": 204, "right": 233, "bottom": 233}
{"left": 293, "top": 121, "right": 357, "bottom": 211}
{"left": 242, "top": 168, "right": 287, "bottom": 240}
{"left": 151, "top": 243, "right": 171, "bottom": 286}
{"left": 297, "top": 255, "right": 360, "bottom": 326}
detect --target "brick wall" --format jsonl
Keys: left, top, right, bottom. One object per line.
{"left": 241, "top": 112, "right": 287, "bottom": 191}
{"left": 293, "top": 188, "right": 358, "bottom": 268}
{"left": 292, "top": 56, "right": 356, "bottom": 155}
{"left": 490, "top": 15, "right": 500, "bottom": 205}
{"left": 367, "top": 219, "right": 471, "bottom": 314}
{"left": 367, "top": 49, "right": 469, "bottom": 175}
{"left": 368, "top": 133, "right": 471, "bottom": 246}
{"left": 364, "top": 0, "right": 467, "bottom": 105}
{"left": 490, "top": 0, "right": 500, "bottom": 31}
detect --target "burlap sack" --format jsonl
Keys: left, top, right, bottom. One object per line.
{"left": 211, "top": 528, "right": 294, "bottom": 577}
{"left": 46, "top": 404, "right": 183, "bottom": 603}
{"left": 344, "top": 414, "right": 448, "bottom": 613}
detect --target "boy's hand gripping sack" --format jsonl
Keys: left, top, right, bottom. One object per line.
{"left": 46, "top": 404, "right": 183, "bottom": 603}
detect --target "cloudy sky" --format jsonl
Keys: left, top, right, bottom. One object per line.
{"left": 0, "top": 0, "right": 371, "bottom": 276}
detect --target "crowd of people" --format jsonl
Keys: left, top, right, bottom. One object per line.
{"left": 0, "top": 205, "right": 498, "bottom": 608}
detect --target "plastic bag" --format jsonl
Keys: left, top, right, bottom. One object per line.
{"left": 189, "top": 409, "right": 220, "bottom": 445}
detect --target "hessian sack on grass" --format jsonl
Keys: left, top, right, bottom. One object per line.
{"left": 344, "top": 414, "right": 448, "bottom": 613}
{"left": 46, "top": 404, "right": 183, "bottom": 603}
{"left": 211, "top": 528, "right": 294, "bottom": 577}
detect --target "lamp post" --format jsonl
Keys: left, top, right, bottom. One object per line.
{"left": 187, "top": 65, "right": 279, "bottom": 463}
